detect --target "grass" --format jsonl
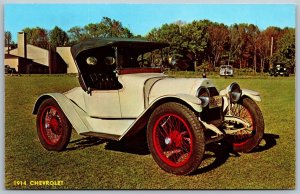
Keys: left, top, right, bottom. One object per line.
{"left": 5, "top": 73, "right": 295, "bottom": 189}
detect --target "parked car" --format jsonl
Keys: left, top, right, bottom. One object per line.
{"left": 33, "top": 38, "right": 264, "bottom": 175}
{"left": 5, "top": 65, "right": 17, "bottom": 74}
{"left": 220, "top": 65, "right": 233, "bottom": 76}
{"left": 269, "top": 64, "right": 290, "bottom": 76}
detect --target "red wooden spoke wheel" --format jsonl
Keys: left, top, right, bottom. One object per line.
{"left": 152, "top": 114, "right": 193, "bottom": 167}
{"left": 36, "top": 98, "right": 72, "bottom": 151}
{"left": 39, "top": 106, "right": 63, "bottom": 145}
{"left": 225, "top": 98, "right": 264, "bottom": 153}
{"left": 147, "top": 102, "right": 205, "bottom": 175}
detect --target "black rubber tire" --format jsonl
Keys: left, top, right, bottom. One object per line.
{"left": 147, "top": 102, "right": 205, "bottom": 175}
{"left": 226, "top": 97, "right": 264, "bottom": 153}
{"left": 36, "top": 98, "right": 72, "bottom": 151}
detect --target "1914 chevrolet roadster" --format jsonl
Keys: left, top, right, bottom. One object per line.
{"left": 33, "top": 38, "right": 264, "bottom": 175}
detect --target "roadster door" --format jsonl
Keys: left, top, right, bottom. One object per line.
{"left": 83, "top": 90, "right": 121, "bottom": 118}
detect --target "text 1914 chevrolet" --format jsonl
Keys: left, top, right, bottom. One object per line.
{"left": 33, "top": 38, "right": 264, "bottom": 175}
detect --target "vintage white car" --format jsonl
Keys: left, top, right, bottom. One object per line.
{"left": 33, "top": 38, "right": 264, "bottom": 175}
{"left": 220, "top": 65, "right": 233, "bottom": 77}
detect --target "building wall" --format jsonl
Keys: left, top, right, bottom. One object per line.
{"left": 56, "top": 47, "right": 78, "bottom": 73}
{"left": 4, "top": 58, "right": 19, "bottom": 71}
{"left": 26, "top": 45, "right": 49, "bottom": 66}
{"left": 10, "top": 45, "right": 49, "bottom": 67}
{"left": 5, "top": 32, "right": 72, "bottom": 74}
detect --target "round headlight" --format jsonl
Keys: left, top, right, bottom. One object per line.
{"left": 228, "top": 82, "right": 242, "bottom": 103}
{"left": 196, "top": 86, "right": 210, "bottom": 107}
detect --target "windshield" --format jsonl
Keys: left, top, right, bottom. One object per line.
{"left": 116, "top": 47, "right": 165, "bottom": 69}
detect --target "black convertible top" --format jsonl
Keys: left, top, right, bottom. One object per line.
{"left": 71, "top": 38, "right": 169, "bottom": 59}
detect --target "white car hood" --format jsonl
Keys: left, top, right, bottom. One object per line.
{"left": 117, "top": 73, "right": 216, "bottom": 117}
{"left": 117, "top": 73, "right": 216, "bottom": 97}
{"left": 148, "top": 77, "right": 216, "bottom": 100}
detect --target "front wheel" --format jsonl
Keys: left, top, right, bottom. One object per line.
{"left": 224, "top": 97, "right": 264, "bottom": 153}
{"left": 147, "top": 102, "right": 205, "bottom": 175}
{"left": 36, "top": 98, "right": 72, "bottom": 151}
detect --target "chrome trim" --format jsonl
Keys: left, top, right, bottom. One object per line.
{"left": 228, "top": 82, "right": 242, "bottom": 103}
{"left": 196, "top": 86, "right": 210, "bottom": 98}
{"left": 196, "top": 86, "right": 210, "bottom": 107}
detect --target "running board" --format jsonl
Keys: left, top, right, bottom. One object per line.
{"left": 205, "top": 134, "right": 224, "bottom": 145}
{"left": 80, "top": 132, "right": 121, "bottom": 141}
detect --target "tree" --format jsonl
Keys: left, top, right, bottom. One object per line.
{"left": 5, "top": 31, "right": 12, "bottom": 47}
{"left": 257, "top": 31, "right": 270, "bottom": 73}
{"left": 84, "top": 23, "right": 104, "bottom": 38}
{"left": 4, "top": 31, "right": 13, "bottom": 54}
{"left": 272, "top": 28, "right": 295, "bottom": 70}
{"left": 68, "top": 17, "right": 133, "bottom": 44}
{"left": 147, "top": 23, "right": 184, "bottom": 55}
{"left": 49, "top": 26, "right": 69, "bottom": 49}
{"left": 207, "top": 22, "right": 229, "bottom": 69}
{"left": 23, "top": 27, "right": 49, "bottom": 49}
{"left": 247, "top": 24, "right": 260, "bottom": 73}
{"left": 263, "top": 26, "right": 284, "bottom": 55}
{"left": 227, "top": 24, "right": 259, "bottom": 70}
{"left": 99, "top": 17, "right": 133, "bottom": 38}
{"left": 227, "top": 24, "right": 243, "bottom": 68}
{"left": 181, "top": 20, "right": 209, "bottom": 66}
{"left": 68, "top": 26, "right": 88, "bottom": 44}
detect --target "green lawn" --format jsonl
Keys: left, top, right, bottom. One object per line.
{"left": 5, "top": 74, "right": 295, "bottom": 189}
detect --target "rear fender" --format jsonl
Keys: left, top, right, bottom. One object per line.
{"left": 32, "top": 93, "right": 90, "bottom": 134}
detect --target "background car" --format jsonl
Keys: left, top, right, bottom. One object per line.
{"left": 5, "top": 65, "right": 17, "bottom": 74}
{"left": 219, "top": 65, "right": 233, "bottom": 76}
{"left": 269, "top": 64, "right": 290, "bottom": 76}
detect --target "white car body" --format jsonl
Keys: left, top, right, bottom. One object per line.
{"left": 32, "top": 38, "right": 264, "bottom": 175}
{"left": 33, "top": 73, "right": 217, "bottom": 140}
{"left": 33, "top": 71, "right": 261, "bottom": 141}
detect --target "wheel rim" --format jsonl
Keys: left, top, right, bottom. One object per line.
{"left": 227, "top": 103, "right": 254, "bottom": 147}
{"left": 39, "top": 106, "right": 63, "bottom": 145}
{"left": 152, "top": 113, "right": 193, "bottom": 167}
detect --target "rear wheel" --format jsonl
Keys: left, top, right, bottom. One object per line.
{"left": 36, "top": 98, "right": 72, "bottom": 151}
{"left": 147, "top": 102, "right": 205, "bottom": 175}
{"left": 224, "top": 97, "right": 264, "bottom": 153}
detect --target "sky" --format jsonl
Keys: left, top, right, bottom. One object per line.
{"left": 4, "top": 4, "right": 296, "bottom": 42}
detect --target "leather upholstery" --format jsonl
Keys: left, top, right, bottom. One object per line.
{"left": 89, "top": 73, "right": 122, "bottom": 90}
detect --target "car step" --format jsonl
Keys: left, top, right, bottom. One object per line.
{"left": 205, "top": 134, "right": 224, "bottom": 144}
{"left": 80, "top": 132, "right": 121, "bottom": 141}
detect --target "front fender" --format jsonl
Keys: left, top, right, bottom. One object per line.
{"left": 221, "top": 88, "right": 261, "bottom": 111}
{"left": 241, "top": 89, "right": 261, "bottom": 102}
{"left": 32, "top": 93, "right": 90, "bottom": 134}
{"left": 120, "top": 94, "right": 202, "bottom": 139}
{"left": 149, "top": 94, "right": 203, "bottom": 113}
{"left": 220, "top": 88, "right": 261, "bottom": 102}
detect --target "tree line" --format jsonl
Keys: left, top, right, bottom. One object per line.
{"left": 5, "top": 16, "right": 295, "bottom": 72}
{"left": 146, "top": 20, "right": 295, "bottom": 72}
